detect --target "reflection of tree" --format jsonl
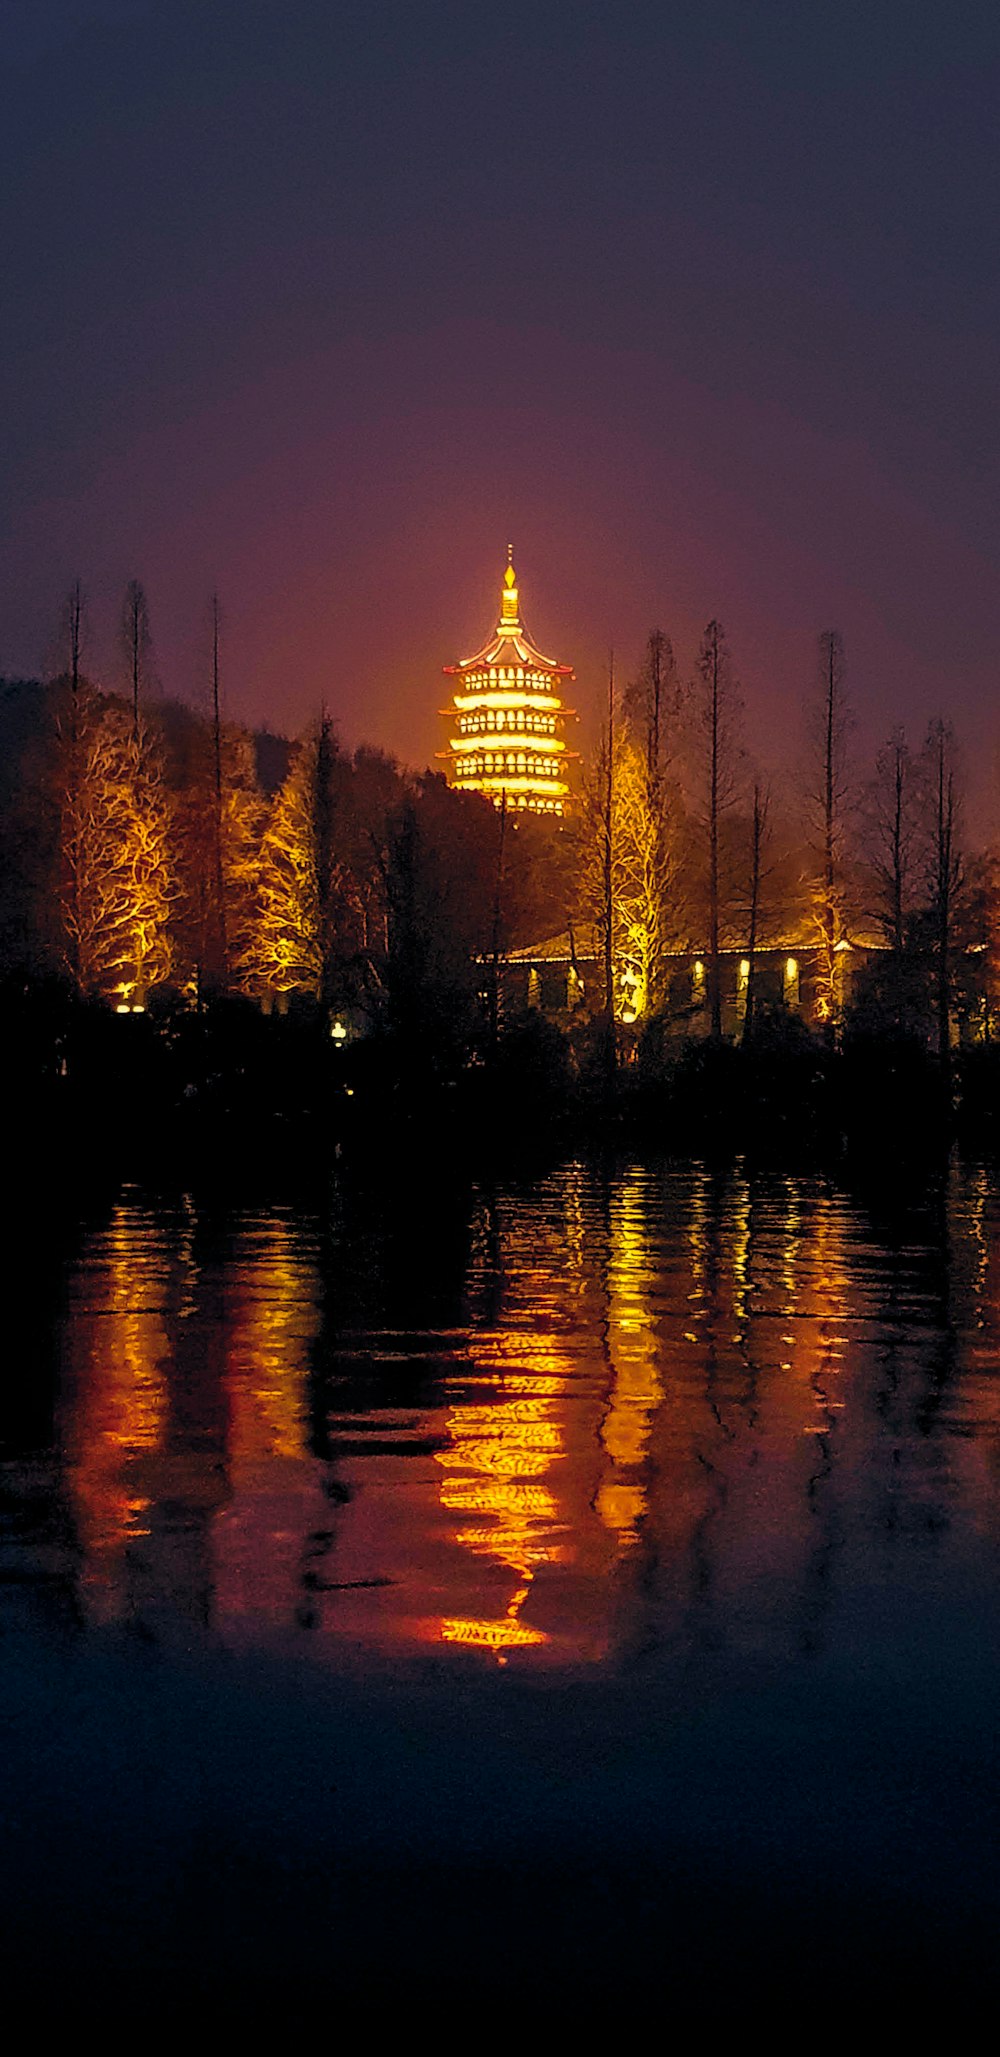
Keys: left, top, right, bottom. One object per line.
{"left": 59, "top": 1200, "right": 323, "bottom": 1641}
{"left": 434, "top": 1345, "right": 567, "bottom": 1656}
{"left": 430, "top": 1167, "right": 612, "bottom": 1662}
{"left": 596, "top": 1168, "right": 663, "bottom": 1545}
{"left": 30, "top": 1161, "right": 1000, "bottom": 1679}
{"left": 60, "top": 1197, "right": 170, "bottom": 1623}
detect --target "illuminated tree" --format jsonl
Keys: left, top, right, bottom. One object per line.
{"left": 575, "top": 694, "right": 683, "bottom": 1028}
{"left": 64, "top": 695, "right": 175, "bottom": 1002}
{"left": 244, "top": 730, "right": 324, "bottom": 1002}
{"left": 218, "top": 728, "right": 268, "bottom": 993}
{"left": 242, "top": 714, "right": 356, "bottom": 1006}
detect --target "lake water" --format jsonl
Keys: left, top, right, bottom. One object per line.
{"left": 3, "top": 1156, "right": 999, "bottom": 2023}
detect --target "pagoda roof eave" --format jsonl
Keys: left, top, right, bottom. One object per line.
{"left": 443, "top": 628, "right": 572, "bottom": 675}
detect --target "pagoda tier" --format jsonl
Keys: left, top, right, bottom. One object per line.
{"left": 441, "top": 549, "right": 576, "bottom": 816}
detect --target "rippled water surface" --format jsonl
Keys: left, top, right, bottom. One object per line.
{"left": 3, "top": 1155, "right": 1000, "bottom": 2017}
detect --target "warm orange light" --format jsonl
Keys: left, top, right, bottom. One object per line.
{"left": 452, "top": 692, "right": 563, "bottom": 711}
{"left": 456, "top": 776, "right": 569, "bottom": 796}
{"left": 449, "top": 734, "right": 565, "bottom": 754}
{"left": 440, "top": 1614, "right": 547, "bottom": 1650}
{"left": 443, "top": 551, "right": 576, "bottom": 816}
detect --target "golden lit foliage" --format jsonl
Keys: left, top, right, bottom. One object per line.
{"left": 219, "top": 728, "right": 268, "bottom": 992}
{"left": 62, "top": 690, "right": 175, "bottom": 1001}
{"left": 576, "top": 720, "right": 682, "bottom": 1020}
{"left": 242, "top": 731, "right": 324, "bottom": 999}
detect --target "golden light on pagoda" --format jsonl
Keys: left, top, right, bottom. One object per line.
{"left": 441, "top": 546, "right": 577, "bottom": 816}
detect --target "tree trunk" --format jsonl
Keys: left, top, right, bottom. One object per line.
{"left": 211, "top": 593, "right": 227, "bottom": 987}
{"left": 708, "top": 629, "right": 722, "bottom": 1039}
{"left": 489, "top": 789, "right": 507, "bottom": 1052}
{"left": 937, "top": 746, "right": 952, "bottom": 1070}
{"left": 742, "top": 783, "right": 766, "bottom": 1050}
{"left": 603, "top": 656, "right": 616, "bottom": 1082}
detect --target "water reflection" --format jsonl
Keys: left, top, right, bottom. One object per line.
{"left": 2, "top": 1158, "right": 1000, "bottom": 1674}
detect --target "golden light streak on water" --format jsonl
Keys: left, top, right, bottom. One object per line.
{"left": 597, "top": 1170, "right": 663, "bottom": 1545}
{"left": 21, "top": 1158, "right": 1000, "bottom": 1674}
{"left": 62, "top": 1196, "right": 170, "bottom": 1618}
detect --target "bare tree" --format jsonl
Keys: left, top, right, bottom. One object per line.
{"left": 121, "top": 579, "right": 153, "bottom": 737}
{"left": 920, "top": 718, "right": 964, "bottom": 1069}
{"left": 488, "top": 789, "right": 508, "bottom": 1050}
{"left": 741, "top": 780, "right": 770, "bottom": 1048}
{"left": 863, "top": 725, "right": 915, "bottom": 953}
{"left": 65, "top": 578, "right": 84, "bottom": 708}
{"left": 210, "top": 592, "right": 226, "bottom": 982}
{"left": 313, "top": 708, "right": 343, "bottom": 1013}
{"left": 626, "top": 628, "right": 679, "bottom": 789}
{"left": 56, "top": 580, "right": 87, "bottom": 982}
{"left": 694, "top": 619, "right": 743, "bottom": 1038}
{"left": 808, "top": 629, "right": 853, "bottom": 1028}
{"left": 603, "top": 653, "right": 616, "bottom": 1077}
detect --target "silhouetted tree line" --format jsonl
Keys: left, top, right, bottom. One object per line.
{"left": 3, "top": 580, "right": 1000, "bottom": 1162}
{"left": 577, "top": 622, "right": 998, "bottom": 1073}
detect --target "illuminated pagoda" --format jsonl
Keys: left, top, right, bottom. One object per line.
{"left": 442, "top": 548, "right": 576, "bottom": 815}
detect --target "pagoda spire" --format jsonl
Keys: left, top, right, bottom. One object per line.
{"left": 500, "top": 543, "right": 520, "bottom": 628}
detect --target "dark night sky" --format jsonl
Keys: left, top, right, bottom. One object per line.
{"left": 1, "top": 1, "right": 998, "bottom": 806}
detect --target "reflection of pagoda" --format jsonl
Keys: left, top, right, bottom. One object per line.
{"left": 442, "top": 548, "right": 576, "bottom": 816}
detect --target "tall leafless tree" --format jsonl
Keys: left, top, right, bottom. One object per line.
{"left": 210, "top": 591, "right": 227, "bottom": 983}
{"left": 603, "top": 653, "right": 616, "bottom": 1078}
{"left": 314, "top": 707, "right": 340, "bottom": 1013}
{"left": 921, "top": 718, "right": 964, "bottom": 1070}
{"left": 121, "top": 579, "right": 153, "bottom": 738}
{"left": 695, "top": 619, "right": 743, "bottom": 1038}
{"left": 741, "top": 780, "right": 770, "bottom": 1049}
{"left": 863, "top": 726, "right": 915, "bottom": 953}
{"left": 809, "top": 629, "right": 852, "bottom": 1028}
{"left": 626, "top": 628, "right": 679, "bottom": 791}
{"left": 488, "top": 789, "right": 508, "bottom": 1050}
{"left": 58, "top": 579, "right": 87, "bottom": 983}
